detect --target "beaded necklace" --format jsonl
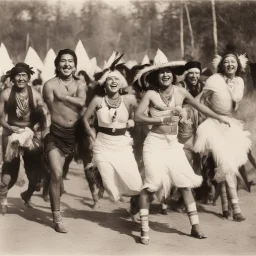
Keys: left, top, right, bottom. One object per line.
{"left": 158, "top": 86, "right": 174, "bottom": 106}
{"left": 104, "top": 94, "right": 122, "bottom": 122}
{"left": 15, "top": 88, "right": 29, "bottom": 118}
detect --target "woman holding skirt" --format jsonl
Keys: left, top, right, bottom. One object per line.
{"left": 83, "top": 53, "right": 142, "bottom": 215}
{"left": 134, "top": 49, "right": 230, "bottom": 244}
{"left": 194, "top": 52, "right": 251, "bottom": 221}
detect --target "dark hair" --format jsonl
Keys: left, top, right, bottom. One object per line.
{"left": 54, "top": 49, "right": 77, "bottom": 77}
{"left": 146, "top": 68, "right": 177, "bottom": 91}
{"left": 115, "top": 64, "right": 132, "bottom": 84}
{"left": 78, "top": 70, "right": 91, "bottom": 85}
{"left": 32, "top": 78, "right": 42, "bottom": 86}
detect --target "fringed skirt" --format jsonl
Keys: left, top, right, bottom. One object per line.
{"left": 194, "top": 118, "right": 251, "bottom": 187}
{"left": 142, "top": 132, "right": 203, "bottom": 201}
{"left": 93, "top": 132, "right": 143, "bottom": 201}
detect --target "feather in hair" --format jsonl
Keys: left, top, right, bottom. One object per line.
{"left": 212, "top": 55, "right": 222, "bottom": 71}
{"left": 238, "top": 54, "right": 248, "bottom": 72}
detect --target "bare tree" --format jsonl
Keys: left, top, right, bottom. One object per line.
{"left": 180, "top": 0, "right": 184, "bottom": 59}
{"left": 184, "top": 0, "right": 195, "bottom": 57}
{"left": 212, "top": 0, "right": 218, "bottom": 55}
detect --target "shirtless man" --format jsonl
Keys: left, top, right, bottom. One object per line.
{"left": 0, "top": 62, "right": 47, "bottom": 214}
{"left": 43, "top": 49, "right": 86, "bottom": 233}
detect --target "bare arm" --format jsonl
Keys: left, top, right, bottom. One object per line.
{"left": 33, "top": 89, "right": 48, "bottom": 137}
{"left": 134, "top": 91, "right": 171, "bottom": 125}
{"left": 42, "top": 81, "right": 54, "bottom": 108}
{"left": 82, "top": 96, "right": 100, "bottom": 141}
{"left": 57, "top": 82, "right": 86, "bottom": 108}
{"left": 0, "top": 90, "right": 19, "bottom": 132}
{"left": 199, "top": 90, "right": 213, "bottom": 106}
{"left": 184, "top": 89, "right": 230, "bottom": 125}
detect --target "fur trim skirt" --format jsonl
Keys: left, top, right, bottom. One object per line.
{"left": 194, "top": 117, "right": 251, "bottom": 187}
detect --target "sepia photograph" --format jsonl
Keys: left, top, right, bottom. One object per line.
{"left": 0, "top": 0, "right": 256, "bottom": 255}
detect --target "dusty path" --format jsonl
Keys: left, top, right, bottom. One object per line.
{"left": 1, "top": 162, "right": 256, "bottom": 256}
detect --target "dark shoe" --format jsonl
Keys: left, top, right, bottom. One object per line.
{"left": 191, "top": 226, "right": 207, "bottom": 239}
{"left": 233, "top": 213, "right": 246, "bottom": 222}
{"left": 54, "top": 222, "right": 68, "bottom": 233}
{"left": 140, "top": 230, "right": 149, "bottom": 245}
{"left": 24, "top": 201, "right": 34, "bottom": 208}
{"left": 160, "top": 208, "right": 168, "bottom": 215}
{"left": 21, "top": 192, "right": 34, "bottom": 208}
{"left": 222, "top": 211, "right": 229, "bottom": 219}
{"left": 42, "top": 194, "right": 49, "bottom": 202}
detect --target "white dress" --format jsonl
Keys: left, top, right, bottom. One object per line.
{"left": 93, "top": 97, "right": 143, "bottom": 201}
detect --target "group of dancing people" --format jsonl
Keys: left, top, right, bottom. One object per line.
{"left": 0, "top": 47, "right": 252, "bottom": 245}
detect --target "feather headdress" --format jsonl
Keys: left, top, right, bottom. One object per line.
{"left": 212, "top": 53, "right": 248, "bottom": 73}
{"left": 133, "top": 49, "right": 186, "bottom": 88}
{"left": 97, "top": 52, "right": 128, "bottom": 88}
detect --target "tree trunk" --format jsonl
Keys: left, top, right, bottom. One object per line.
{"left": 212, "top": 0, "right": 218, "bottom": 55}
{"left": 180, "top": 1, "right": 184, "bottom": 59}
{"left": 184, "top": 1, "right": 195, "bottom": 57}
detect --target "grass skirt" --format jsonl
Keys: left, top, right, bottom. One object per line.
{"left": 194, "top": 118, "right": 251, "bottom": 187}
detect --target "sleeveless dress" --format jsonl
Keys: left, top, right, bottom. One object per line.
{"left": 194, "top": 74, "right": 251, "bottom": 187}
{"left": 142, "top": 88, "right": 203, "bottom": 201}
{"left": 93, "top": 96, "right": 143, "bottom": 201}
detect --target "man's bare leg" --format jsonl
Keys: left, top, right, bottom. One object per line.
{"left": 48, "top": 148, "right": 67, "bottom": 233}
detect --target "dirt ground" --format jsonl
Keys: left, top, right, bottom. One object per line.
{"left": 1, "top": 161, "right": 256, "bottom": 256}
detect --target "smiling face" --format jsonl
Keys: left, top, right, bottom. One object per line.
{"left": 186, "top": 68, "right": 200, "bottom": 86}
{"left": 104, "top": 75, "right": 121, "bottom": 95}
{"left": 58, "top": 54, "right": 76, "bottom": 78}
{"left": 13, "top": 72, "right": 29, "bottom": 89}
{"left": 157, "top": 68, "right": 173, "bottom": 88}
{"left": 222, "top": 55, "right": 238, "bottom": 76}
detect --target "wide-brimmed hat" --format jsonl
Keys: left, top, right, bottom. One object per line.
{"left": 133, "top": 49, "right": 186, "bottom": 88}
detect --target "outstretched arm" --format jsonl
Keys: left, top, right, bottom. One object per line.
{"left": 184, "top": 89, "right": 230, "bottom": 126}
{"left": 135, "top": 91, "right": 173, "bottom": 125}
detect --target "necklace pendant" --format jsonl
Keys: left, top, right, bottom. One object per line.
{"left": 112, "top": 128, "right": 116, "bottom": 133}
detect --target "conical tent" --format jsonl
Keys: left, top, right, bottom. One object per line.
{"left": 125, "top": 60, "right": 138, "bottom": 69}
{"left": 41, "top": 48, "right": 56, "bottom": 83}
{"left": 0, "top": 43, "right": 14, "bottom": 74}
{"left": 75, "top": 40, "right": 91, "bottom": 76}
{"left": 89, "top": 57, "right": 97, "bottom": 80}
{"left": 24, "top": 46, "right": 44, "bottom": 81}
{"left": 141, "top": 54, "right": 150, "bottom": 65}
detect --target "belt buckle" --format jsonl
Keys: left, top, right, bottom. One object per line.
{"left": 112, "top": 128, "right": 116, "bottom": 133}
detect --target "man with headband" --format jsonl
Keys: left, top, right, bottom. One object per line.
{"left": 0, "top": 62, "right": 47, "bottom": 214}
{"left": 177, "top": 61, "right": 204, "bottom": 98}
{"left": 43, "top": 49, "right": 86, "bottom": 233}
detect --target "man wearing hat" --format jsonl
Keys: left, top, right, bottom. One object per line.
{"left": 177, "top": 61, "right": 204, "bottom": 98}
{"left": 43, "top": 49, "right": 86, "bottom": 233}
{"left": 0, "top": 62, "right": 47, "bottom": 214}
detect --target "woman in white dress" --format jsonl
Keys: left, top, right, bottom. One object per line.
{"left": 134, "top": 49, "right": 230, "bottom": 244}
{"left": 83, "top": 53, "right": 142, "bottom": 214}
{"left": 194, "top": 52, "right": 251, "bottom": 221}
